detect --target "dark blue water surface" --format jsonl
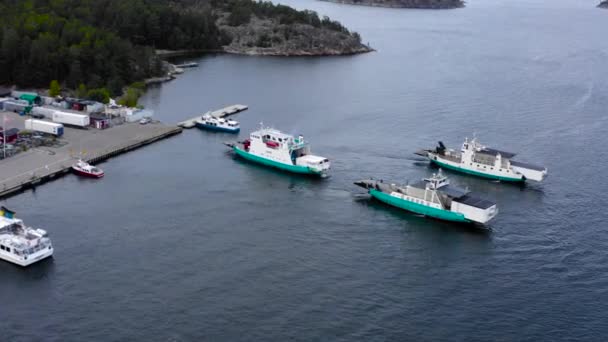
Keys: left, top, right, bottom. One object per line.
{"left": 2, "top": 0, "right": 608, "bottom": 340}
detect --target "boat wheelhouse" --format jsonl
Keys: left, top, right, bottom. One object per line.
{"left": 225, "top": 126, "right": 330, "bottom": 177}
{"left": 355, "top": 170, "right": 498, "bottom": 224}
{"left": 417, "top": 137, "right": 547, "bottom": 182}
{"left": 0, "top": 207, "right": 53, "bottom": 267}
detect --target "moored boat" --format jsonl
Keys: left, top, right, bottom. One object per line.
{"left": 195, "top": 114, "right": 240, "bottom": 133}
{"left": 416, "top": 137, "right": 547, "bottom": 182}
{"left": 72, "top": 159, "right": 104, "bottom": 178}
{"left": 225, "top": 125, "right": 330, "bottom": 177}
{"left": 355, "top": 170, "right": 498, "bottom": 224}
{"left": 0, "top": 207, "right": 53, "bottom": 267}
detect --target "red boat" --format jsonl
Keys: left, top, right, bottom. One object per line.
{"left": 72, "top": 160, "right": 104, "bottom": 178}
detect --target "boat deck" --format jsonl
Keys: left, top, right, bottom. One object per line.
{"left": 178, "top": 105, "right": 248, "bottom": 128}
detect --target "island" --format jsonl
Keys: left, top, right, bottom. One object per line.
{"left": 599, "top": 0, "right": 608, "bottom": 8}
{"left": 0, "top": 0, "right": 371, "bottom": 96}
{"left": 318, "top": 0, "right": 464, "bottom": 9}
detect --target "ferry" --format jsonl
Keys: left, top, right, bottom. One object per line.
{"left": 195, "top": 114, "right": 240, "bottom": 133}
{"left": 72, "top": 159, "right": 104, "bottom": 178}
{"left": 225, "top": 126, "right": 330, "bottom": 177}
{"left": 417, "top": 137, "right": 547, "bottom": 182}
{"left": 0, "top": 207, "right": 53, "bottom": 267}
{"left": 355, "top": 170, "right": 498, "bottom": 224}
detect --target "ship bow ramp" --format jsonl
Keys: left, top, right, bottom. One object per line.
{"left": 510, "top": 160, "right": 547, "bottom": 181}
{"left": 451, "top": 194, "right": 498, "bottom": 224}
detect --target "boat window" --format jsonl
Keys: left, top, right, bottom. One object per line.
{"left": 0, "top": 245, "right": 4, "bottom": 250}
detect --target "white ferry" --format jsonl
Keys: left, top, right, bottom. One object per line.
{"left": 195, "top": 114, "right": 240, "bottom": 133}
{"left": 417, "top": 137, "right": 547, "bottom": 182}
{"left": 225, "top": 126, "right": 330, "bottom": 177}
{"left": 0, "top": 207, "right": 53, "bottom": 267}
{"left": 355, "top": 170, "right": 498, "bottom": 224}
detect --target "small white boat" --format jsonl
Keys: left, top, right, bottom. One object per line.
{"left": 72, "top": 159, "right": 104, "bottom": 178}
{"left": 0, "top": 207, "right": 53, "bottom": 267}
{"left": 195, "top": 114, "right": 240, "bottom": 133}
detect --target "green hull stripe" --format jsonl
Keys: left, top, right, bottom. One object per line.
{"left": 431, "top": 159, "right": 524, "bottom": 182}
{"left": 369, "top": 189, "right": 469, "bottom": 222}
{"left": 234, "top": 147, "right": 318, "bottom": 175}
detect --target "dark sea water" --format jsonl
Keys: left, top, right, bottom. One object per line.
{"left": 2, "top": 0, "right": 608, "bottom": 340}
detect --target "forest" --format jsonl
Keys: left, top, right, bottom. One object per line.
{"left": 0, "top": 0, "right": 356, "bottom": 95}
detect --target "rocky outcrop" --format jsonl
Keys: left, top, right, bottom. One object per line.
{"left": 219, "top": 17, "right": 373, "bottom": 56}
{"left": 318, "top": 0, "right": 464, "bottom": 9}
{"left": 599, "top": 1, "right": 608, "bottom": 8}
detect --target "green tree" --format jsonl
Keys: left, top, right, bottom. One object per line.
{"left": 76, "top": 83, "right": 87, "bottom": 98}
{"left": 49, "top": 79, "right": 61, "bottom": 97}
{"left": 118, "top": 86, "right": 142, "bottom": 107}
{"left": 87, "top": 88, "right": 110, "bottom": 103}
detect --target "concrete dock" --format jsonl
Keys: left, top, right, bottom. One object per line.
{"left": 0, "top": 112, "right": 182, "bottom": 199}
{"left": 178, "top": 104, "right": 248, "bottom": 128}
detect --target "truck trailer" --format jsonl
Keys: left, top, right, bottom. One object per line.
{"left": 25, "top": 119, "right": 64, "bottom": 136}
{"left": 52, "top": 111, "right": 89, "bottom": 127}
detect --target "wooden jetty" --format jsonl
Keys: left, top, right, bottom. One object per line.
{"left": 178, "top": 104, "right": 248, "bottom": 129}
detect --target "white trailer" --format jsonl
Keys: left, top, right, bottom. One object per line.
{"left": 25, "top": 119, "right": 64, "bottom": 136}
{"left": 52, "top": 111, "right": 90, "bottom": 127}
{"left": 31, "top": 106, "right": 57, "bottom": 118}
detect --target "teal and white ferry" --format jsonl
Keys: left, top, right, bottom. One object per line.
{"left": 225, "top": 126, "right": 330, "bottom": 177}
{"left": 355, "top": 171, "right": 498, "bottom": 224}
{"left": 417, "top": 137, "right": 547, "bottom": 182}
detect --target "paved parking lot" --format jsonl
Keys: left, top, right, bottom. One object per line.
{"left": 0, "top": 111, "right": 181, "bottom": 197}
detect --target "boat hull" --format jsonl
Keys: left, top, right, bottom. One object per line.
{"left": 195, "top": 122, "right": 240, "bottom": 133}
{"left": 1, "top": 248, "right": 53, "bottom": 267}
{"left": 430, "top": 157, "right": 524, "bottom": 182}
{"left": 369, "top": 189, "right": 470, "bottom": 223}
{"left": 233, "top": 146, "right": 323, "bottom": 176}
{"left": 72, "top": 168, "right": 104, "bottom": 178}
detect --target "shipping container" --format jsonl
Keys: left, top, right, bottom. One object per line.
{"left": 3, "top": 100, "right": 31, "bottom": 113}
{"left": 0, "top": 128, "right": 19, "bottom": 143}
{"left": 52, "top": 111, "right": 90, "bottom": 127}
{"left": 24, "top": 119, "right": 64, "bottom": 136}
{"left": 85, "top": 102, "right": 104, "bottom": 114}
{"left": 0, "top": 98, "right": 10, "bottom": 110}
{"left": 124, "top": 108, "right": 154, "bottom": 123}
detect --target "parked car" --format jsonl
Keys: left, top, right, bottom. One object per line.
{"left": 139, "top": 117, "right": 151, "bottom": 125}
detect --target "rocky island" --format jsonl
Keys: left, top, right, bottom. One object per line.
{"left": 0, "top": 0, "right": 370, "bottom": 93}
{"left": 599, "top": 1, "right": 608, "bottom": 8}
{"left": 319, "top": 0, "right": 464, "bottom": 9}
{"left": 216, "top": 1, "right": 371, "bottom": 56}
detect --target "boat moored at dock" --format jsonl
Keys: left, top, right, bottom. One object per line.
{"left": 0, "top": 207, "right": 53, "bottom": 267}
{"left": 72, "top": 159, "right": 104, "bottom": 178}
{"left": 355, "top": 170, "right": 498, "bottom": 224}
{"left": 195, "top": 114, "right": 240, "bottom": 133}
{"left": 417, "top": 137, "right": 547, "bottom": 182}
{"left": 225, "top": 126, "right": 330, "bottom": 177}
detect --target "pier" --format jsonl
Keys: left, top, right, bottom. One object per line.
{"left": 0, "top": 116, "right": 182, "bottom": 199}
{"left": 178, "top": 104, "right": 248, "bottom": 128}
